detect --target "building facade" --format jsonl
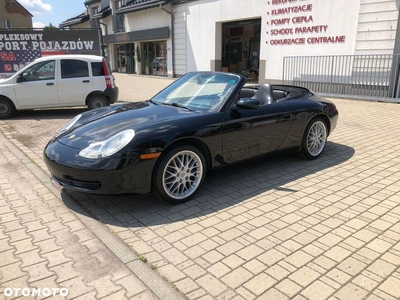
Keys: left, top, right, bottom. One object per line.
{"left": 62, "top": 0, "right": 400, "bottom": 86}
{"left": 61, "top": 0, "right": 173, "bottom": 77}
{"left": 0, "top": 0, "right": 33, "bottom": 29}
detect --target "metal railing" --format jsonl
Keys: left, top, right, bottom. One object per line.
{"left": 283, "top": 54, "right": 400, "bottom": 102}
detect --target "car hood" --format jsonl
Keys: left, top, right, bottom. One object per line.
{"left": 56, "top": 101, "right": 199, "bottom": 150}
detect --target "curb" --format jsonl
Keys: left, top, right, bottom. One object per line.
{"left": 0, "top": 131, "right": 185, "bottom": 300}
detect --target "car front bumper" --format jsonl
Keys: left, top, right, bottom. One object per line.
{"left": 43, "top": 139, "right": 155, "bottom": 195}
{"left": 329, "top": 110, "right": 339, "bottom": 135}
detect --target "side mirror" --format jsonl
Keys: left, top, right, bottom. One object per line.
{"left": 235, "top": 98, "right": 260, "bottom": 109}
{"left": 16, "top": 74, "right": 25, "bottom": 83}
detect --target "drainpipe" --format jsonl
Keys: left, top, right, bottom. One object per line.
{"left": 99, "top": 21, "right": 108, "bottom": 58}
{"left": 160, "top": 4, "right": 175, "bottom": 77}
{"left": 99, "top": 21, "right": 108, "bottom": 35}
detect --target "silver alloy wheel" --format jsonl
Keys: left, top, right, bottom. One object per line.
{"left": 162, "top": 150, "right": 203, "bottom": 200}
{"left": 307, "top": 120, "right": 327, "bottom": 156}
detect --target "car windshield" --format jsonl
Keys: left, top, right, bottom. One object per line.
{"left": 151, "top": 72, "right": 241, "bottom": 112}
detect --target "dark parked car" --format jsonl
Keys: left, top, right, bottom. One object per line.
{"left": 44, "top": 71, "right": 338, "bottom": 204}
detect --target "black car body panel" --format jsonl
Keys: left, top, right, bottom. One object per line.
{"left": 44, "top": 72, "right": 338, "bottom": 197}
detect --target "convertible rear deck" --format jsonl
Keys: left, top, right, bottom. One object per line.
{"left": 241, "top": 84, "right": 312, "bottom": 102}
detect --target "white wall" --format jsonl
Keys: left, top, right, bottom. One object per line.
{"left": 71, "top": 23, "right": 90, "bottom": 29}
{"left": 355, "top": 0, "right": 399, "bottom": 55}
{"left": 125, "top": 6, "right": 171, "bottom": 31}
{"left": 184, "top": 0, "right": 265, "bottom": 72}
{"left": 182, "top": 0, "right": 368, "bottom": 81}
{"left": 174, "top": 5, "right": 187, "bottom": 76}
{"left": 101, "top": 16, "right": 113, "bottom": 36}
{"left": 125, "top": 6, "right": 173, "bottom": 76}
{"left": 264, "top": 0, "right": 361, "bottom": 80}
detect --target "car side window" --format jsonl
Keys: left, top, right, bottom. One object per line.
{"left": 91, "top": 62, "right": 104, "bottom": 76}
{"left": 22, "top": 60, "right": 55, "bottom": 82}
{"left": 61, "top": 59, "right": 89, "bottom": 79}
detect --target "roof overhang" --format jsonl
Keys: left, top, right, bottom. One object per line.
{"left": 103, "top": 26, "right": 169, "bottom": 43}
{"left": 84, "top": 0, "right": 101, "bottom": 6}
{"left": 171, "top": 0, "right": 200, "bottom": 4}
{"left": 116, "top": 0, "right": 173, "bottom": 14}
{"left": 60, "top": 13, "right": 90, "bottom": 28}
{"left": 92, "top": 6, "right": 112, "bottom": 19}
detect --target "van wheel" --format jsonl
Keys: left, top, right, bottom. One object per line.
{"left": 87, "top": 95, "right": 110, "bottom": 110}
{"left": 0, "top": 97, "right": 17, "bottom": 119}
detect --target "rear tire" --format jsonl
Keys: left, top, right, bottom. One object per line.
{"left": 152, "top": 145, "right": 206, "bottom": 204}
{"left": 301, "top": 117, "right": 327, "bottom": 160}
{"left": 87, "top": 94, "right": 110, "bottom": 110}
{"left": 0, "top": 97, "right": 17, "bottom": 119}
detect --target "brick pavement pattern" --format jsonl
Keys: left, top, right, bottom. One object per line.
{"left": 0, "top": 126, "right": 184, "bottom": 298}
{"left": 1, "top": 73, "right": 400, "bottom": 299}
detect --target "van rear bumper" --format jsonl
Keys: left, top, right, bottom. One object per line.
{"left": 105, "top": 86, "right": 119, "bottom": 104}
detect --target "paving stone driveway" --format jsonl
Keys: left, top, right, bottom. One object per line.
{"left": 1, "top": 73, "right": 400, "bottom": 300}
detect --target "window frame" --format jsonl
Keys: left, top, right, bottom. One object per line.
{"left": 21, "top": 60, "right": 56, "bottom": 82}
{"left": 2, "top": 19, "right": 12, "bottom": 29}
{"left": 61, "top": 59, "right": 90, "bottom": 79}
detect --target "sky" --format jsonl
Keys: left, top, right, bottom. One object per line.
{"left": 19, "top": 0, "right": 88, "bottom": 28}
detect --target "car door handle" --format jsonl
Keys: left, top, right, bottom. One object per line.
{"left": 82, "top": 80, "right": 90, "bottom": 83}
{"left": 46, "top": 83, "right": 54, "bottom": 86}
{"left": 283, "top": 113, "right": 292, "bottom": 119}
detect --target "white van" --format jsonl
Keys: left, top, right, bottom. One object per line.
{"left": 0, "top": 54, "right": 119, "bottom": 119}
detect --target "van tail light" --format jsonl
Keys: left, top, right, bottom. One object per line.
{"left": 102, "top": 59, "right": 113, "bottom": 89}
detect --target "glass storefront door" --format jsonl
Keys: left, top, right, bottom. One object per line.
{"left": 115, "top": 45, "right": 126, "bottom": 73}
{"left": 114, "top": 43, "right": 135, "bottom": 74}
{"left": 141, "top": 41, "right": 167, "bottom": 76}
{"left": 125, "top": 44, "right": 135, "bottom": 74}
{"left": 142, "top": 42, "right": 154, "bottom": 75}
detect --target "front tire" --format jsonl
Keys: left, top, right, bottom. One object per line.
{"left": 301, "top": 117, "right": 327, "bottom": 159}
{"left": 153, "top": 145, "right": 206, "bottom": 204}
{"left": 87, "top": 94, "right": 110, "bottom": 110}
{"left": 0, "top": 97, "right": 17, "bottom": 119}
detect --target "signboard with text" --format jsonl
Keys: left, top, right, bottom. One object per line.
{"left": 266, "top": 0, "right": 347, "bottom": 47}
{"left": 262, "top": 0, "right": 361, "bottom": 79}
{"left": 0, "top": 29, "right": 101, "bottom": 78}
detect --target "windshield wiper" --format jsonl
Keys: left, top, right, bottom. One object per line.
{"left": 160, "top": 102, "right": 195, "bottom": 111}
{"left": 148, "top": 99, "right": 158, "bottom": 105}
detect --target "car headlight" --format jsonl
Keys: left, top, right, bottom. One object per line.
{"left": 59, "top": 114, "right": 82, "bottom": 134}
{"left": 78, "top": 129, "right": 135, "bottom": 159}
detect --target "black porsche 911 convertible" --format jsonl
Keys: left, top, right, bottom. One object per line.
{"left": 44, "top": 71, "right": 338, "bottom": 204}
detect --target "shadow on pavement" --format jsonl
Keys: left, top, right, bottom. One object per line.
{"left": 9, "top": 102, "right": 127, "bottom": 121}
{"left": 60, "top": 141, "right": 355, "bottom": 228}
{"left": 10, "top": 107, "right": 88, "bottom": 120}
